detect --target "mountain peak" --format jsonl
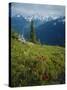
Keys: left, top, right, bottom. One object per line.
{"left": 15, "top": 14, "right": 21, "bottom": 17}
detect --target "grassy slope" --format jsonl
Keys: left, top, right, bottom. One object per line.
{"left": 11, "top": 38, "right": 65, "bottom": 87}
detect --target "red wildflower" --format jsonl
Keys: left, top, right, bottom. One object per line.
{"left": 42, "top": 75, "right": 49, "bottom": 80}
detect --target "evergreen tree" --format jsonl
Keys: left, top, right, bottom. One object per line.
{"left": 30, "top": 19, "right": 37, "bottom": 43}
{"left": 11, "top": 31, "right": 18, "bottom": 39}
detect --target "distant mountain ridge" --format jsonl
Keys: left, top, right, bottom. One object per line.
{"left": 11, "top": 15, "right": 65, "bottom": 46}
{"left": 36, "top": 16, "right": 65, "bottom": 46}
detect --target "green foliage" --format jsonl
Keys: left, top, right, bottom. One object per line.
{"left": 11, "top": 31, "right": 18, "bottom": 39}
{"left": 29, "top": 20, "right": 37, "bottom": 43}
{"left": 11, "top": 37, "right": 65, "bottom": 87}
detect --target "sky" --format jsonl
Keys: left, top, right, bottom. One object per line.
{"left": 11, "top": 3, "right": 65, "bottom": 18}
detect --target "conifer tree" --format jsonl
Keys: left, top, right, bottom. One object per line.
{"left": 30, "top": 19, "right": 37, "bottom": 43}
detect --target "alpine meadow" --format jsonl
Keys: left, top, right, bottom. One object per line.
{"left": 9, "top": 3, "right": 65, "bottom": 87}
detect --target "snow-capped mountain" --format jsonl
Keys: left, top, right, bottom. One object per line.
{"left": 12, "top": 14, "right": 65, "bottom": 23}
{"left": 36, "top": 16, "right": 65, "bottom": 46}
{"left": 11, "top": 14, "right": 65, "bottom": 46}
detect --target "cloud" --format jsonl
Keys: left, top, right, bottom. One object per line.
{"left": 11, "top": 3, "right": 65, "bottom": 18}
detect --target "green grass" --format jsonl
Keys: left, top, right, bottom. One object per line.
{"left": 11, "top": 38, "right": 65, "bottom": 87}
